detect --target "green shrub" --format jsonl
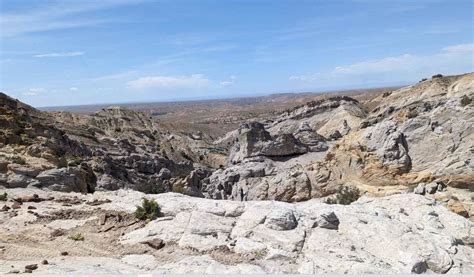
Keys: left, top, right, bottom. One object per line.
{"left": 68, "top": 233, "right": 84, "bottom": 241}
{"left": 11, "top": 156, "right": 26, "bottom": 165}
{"left": 151, "top": 184, "right": 166, "bottom": 194}
{"left": 19, "top": 133, "right": 32, "bottom": 145}
{"left": 64, "top": 154, "right": 83, "bottom": 166}
{"left": 253, "top": 249, "right": 267, "bottom": 259}
{"left": 0, "top": 192, "right": 7, "bottom": 201}
{"left": 460, "top": 95, "right": 472, "bottom": 107}
{"left": 134, "top": 198, "right": 161, "bottom": 220}
{"left": 325, "top": 186, "right": 361, "bottom": 205}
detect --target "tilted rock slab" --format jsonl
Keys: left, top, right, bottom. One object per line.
{"left": 119, "top": 192, "right": 473, "bottom": 274}
{"left": 0, "top": 189, "right": 472, "bottom": 274}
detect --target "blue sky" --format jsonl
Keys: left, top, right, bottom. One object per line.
{"left": 0, "top": 0, "right": 473, "bottom": 107}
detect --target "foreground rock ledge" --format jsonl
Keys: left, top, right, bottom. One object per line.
{"left": 0, "top": 189, "right": 472, "bottom": 274}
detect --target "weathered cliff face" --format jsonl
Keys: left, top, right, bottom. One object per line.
{"left": 267, "top": 96, "right": 366, "bottom": 138}
{"left": 0, "top": 189, "right": 472, "bottom": 274}
{"left": 0, "top": 94, "right": 198, "bottom": 194}
{"left": 1, "top": 73, "right": 473, "bottom": 218}
{"left": 205, "top": 73, "right": 474, "bottom": 219}
{"left": 202, "top": 120, "right": 330, "bottom": 202}
{"left": 0, "top": 74, "right": 473, "bottom": 274}
{"left": 304, "top": 73, "right": 474, "bottom": 217}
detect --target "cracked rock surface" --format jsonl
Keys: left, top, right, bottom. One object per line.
{"left": 0, "top": 188, "right": 472, "bottom": 274}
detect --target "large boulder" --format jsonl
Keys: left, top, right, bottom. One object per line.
{"left": 203, "top": 159, "right": 311, "bottom": 202}
{"left": 363, "top": 120, "right": 411, "bottom": 173}
{"left": 264, "top": 208, "right": 298, "bottom": 231}
{"left": 171, "top": 169, "right": 210, "bottom": 198}
{"left": 35, "top": 164, "right": 96, "bottom": 193}
{"left": 294, "top": 122, "right": 328, "bottom": 152}
{"left": 229, "top": 122, "right": 306, "bottom": 164}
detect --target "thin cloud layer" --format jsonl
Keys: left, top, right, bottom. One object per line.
{"left": 1, "top": 0, "right": 144, "bottom": 38}
{"left": 290, "top": 43, "right": 474, "bottom": 85}
{"left": 127, "top": 74, "right": 212, "bottom": 89}
{"left": 22, "top": 88, "right": 45, "bottom": 96}
{"left": 34, "top": 52, "right": 84, "bottom": 58}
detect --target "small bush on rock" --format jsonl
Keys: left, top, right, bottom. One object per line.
{"left": 135, "top": 198, "right": 161, "bottom": 220}
{"left": 10, "top": 156, "right": 26, "bottom": 165}
{"left": 151, "top": 185, "right": 166, "bottom": 194}
{"left": 68, "top": 233, "right": 84, "bottom": 241}
{"left": 460, "top": 95, "right": 472, "bottom": 107}
{"left": 0, "top": 192, "right": 7, "bottom": 201}
{"left": 325, "top": 186, "right": 361, "bottom": 205}
{"left": 253, "top": 249, "right": 267, "bottom": 259}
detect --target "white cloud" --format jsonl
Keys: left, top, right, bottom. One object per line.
{"left": 290, "top": 43, "right": 474, "bottom": 86}
{"left": 29, "top": 88, "right": 45, "bottom": 93}
{"left": 332, "top": 54, "right": 416, "bottom": 75}
{"left": 442, "top": 43, "right": 474, "bottom": 53}
{"left": 23, "top": 88, "right": 45, "bottom": 96}
{"left": 289, "top": 73, "right": 320, "bottom": 81}
{"left": 1, "top": 0, "right": 144, "bottom": 38}
{"left": 34, "top": 51, "right": 84, "bottom": 58}
{"left": 219, "top": 76, "right": 236, "bottom": 87}
{"left": 23, "top": 92, "right": 38, "bottom": 96}
{"left": 69, "top": 87, "right": 78, "bottom": 91}
{"left": 127, "top": 74, "right": 212, "bottom": 89}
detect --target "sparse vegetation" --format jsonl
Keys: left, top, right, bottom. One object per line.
{"left": 19, "top": 133, "right": 32, "bottom": 145}
{"left": 0, "top": 192, "right": 7, "bottom": 201}
{"left": 151, "top": 184, "right": 166, "bottom": 194}
{"left": 460, "top": 95, "right": 472, "bottom": 107}
{"left": 253, "top": 249, "right": 267, "bottom": 259}
{"left": 10, "top": 156, "right": 26, "bottom": 165}
{"left": 432, "top": 74, "right": 443, "bottom": 79}
{"left": 64, "top": 154, "right": 83, "bottom": 166}
{"left": 325, "top": 186, "right": 361, "bottom": 205}
{"left": 68, "top": 233, "right": 85, "bottom": 241}
{"left": 134, "top": 198, "right": 161, "bottom": 220}
{"left": 407, "top": 109, "right": 419, "bottom": 118}
{"left": 172, "top": 184, "right": 186, "bottom": 194}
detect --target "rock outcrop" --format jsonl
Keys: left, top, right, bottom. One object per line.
{"left": 0, "top": 189, "right": 472, "bottom": 274}
{"left": 228, "top": 122, "right": 307, "bottom": 164}
{"left": 1, "top": 73, "right": 473, "bottom": 217}
{"left": 0, "top": 93, "right": 195, "bottom": 194}
{"left": 202, "top": 74, "right": 473, "bottom": 219}
{"left": 303, "top": 73, "right": 474, "bottom": 217}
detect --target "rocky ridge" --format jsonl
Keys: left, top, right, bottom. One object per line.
{"left": 204, "top": 73, "right": 474, "bottom": 218}
{"left": 0, "top": 73, "right": 473, "bottom": 274}
{"left": 0, "top": 93, "right": 220, "bottom": 194}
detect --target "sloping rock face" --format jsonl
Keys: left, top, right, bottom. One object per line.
{"left": 267, "top": 96, "right": 367, "bottom": 138}
{"left": 0, "top": 189, "right": 472, "bottom": 274}
{"left": 207, "top": 73, "right": 474, "bottom": 218}
{"left": 0, "top": 93, "right": 196, "bottom": 194}
{"left": 204, "top": 96, "right": 367, "bottom": 203}
{"left": 304, "top": 73, "right": 474, "bottom": 217}
{"left": 1, "top": 73, "right": 473, "bottom": 216}
{"left": 0, "top": 93, "right": 95, "bottom": 192}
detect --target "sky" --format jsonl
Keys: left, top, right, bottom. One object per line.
{"left": 0, "top": 0, "right": 473, "bottom": 107}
